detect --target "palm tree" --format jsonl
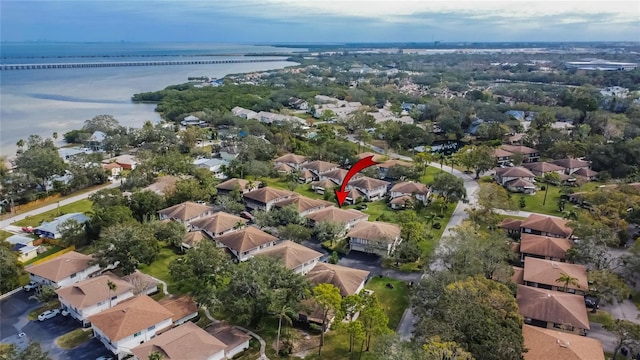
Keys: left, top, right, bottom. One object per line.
{"left": 16, "top": 139, "right": 24, "bottom": 149}
{"left": 275, "top": 304, "right": 295, "bottom": 351}
{"left": 542, "top": 172, "right": 561, "bottom": 206}
{"left": 555, "top": 272, "right": 580, "bottom": 292}
{"left": 562, "top": 209, "right": 579, "bottom": 221}
{"left": 107, "top": 280, "right": 117, "bottom": 308}
{"left": 437, "top": 152, "right": 446, "bottom": 170}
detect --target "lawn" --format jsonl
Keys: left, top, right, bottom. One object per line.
{"left": 22, "top": 244, "right": 65, "bottom": 266}
{"left": 509, "top": 182, "right": 605, "bottom": 217}
{"left": 365, "top": 277, "right": 410, "bottom": 329}
{"left": 0, "top": 230, "right": 12, "bottom": 241}
{"left": 588, "top": 310, "right": 614, "bottom": 326}
{"left": 12, "top": 199, "right": 93, "bottom": 227}
{"left": 27, "top": 300, "right": 61, "bottom": 321}
{"left": 55, "top": 328, "right": 93, "bottom": 349}
{"left": 138, "top": 244, "right": 181, "bottom": 294}
{"left": 420, "top": 166, "right": 445, "bottom": 185}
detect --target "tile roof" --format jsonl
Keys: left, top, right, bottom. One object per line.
{"left": 216, "top": 178, "right": 253, "bottom": 192}
{"left": 243, "top": 187, "right": 295, "bottom": 204}
{"left": 498, "top": 218, "right": 523, "bottom": 231}
{"left": 321, "top": 169, "right": 351, "bottom": 183}
{"left": 157, "top": 201, "right": 214, "bottom": 221}
{"left": 301, "top": 160, "right": 338, "bottom": 173}
{"left": 347, "top": 221, "right": 401, "bottom": 243}
{"left": 495, "top": 166, "right": 536, "bottom": 178}
{"left": 26, "top": 251, "right": 94, "bottom": 282}
{"left": 523, "top": 162, "right": 565, "bottom": 174}
{"left": 573, "top": 168, "right": 598, "bottom": 178}
{"left": 305, "top": 207, "right": 368, "bottom": 225}
{"left": 215, "top": 227, "right": 278, "bottom": 253}
{"left": 390, "top": 181, "right": 429, "bottom": 195}
{"left": 502, "top": 144, "right": 538, "bottom": 155}
{"left": 189, "top": 212, "right": 247, "bottom": 235}
{"left": 521, "top": 214, "right": 572, "bottom": 238}
{"left": 517, "top": 285, "right": 590, "bottom": 330}
{"left": 256, "top": 241, "right": 322, "bottom": 270}
{"left": 311, "top": 179, "right": 338, "bottom": 189}
{"left": 131, "top": 322, "right": 226, "bottom": 360}
{"left": 144, "top": 175, "right": 179, "bottom": 195}
{"left": 299, "top": 169, "right": 314, "bottom": 179}
{"left": 205, "top": 322, "right": 252, "bottom": 355}
{"left": 494, "top": 148, "right": 514, "bottom": 157}
{"left": 522, "top": 324, "right": 604, "bottom": 360}
{"left": 520, "top": 234, "right": 573, "bottom": 259}
{"left": 158, "top": 296, "right": 198, "bottom": 321}
{"left": 389, "top": 195, "right": 414, "bottom": 206}
{"left": 102, "top": 162, "right": 123, "bottom": 170}
{"left": 273, "top": 195, "right": 332, "bottom": 214}
{"left": 181, "top": 230, "right": 210, "bottom": 248}
{"left": 512, "top": 267, "right": 524, "bottom": 285}
{"left": 88, "top": 295, "right": 174, "bottom": 342}
{"left": 274, "top": 153, "right": 307, "bottom": 164}
{"left": 55, "top": 273, "right": 132, "bottom": 309}
{"left": 551, "top": 158, "right": 590, "bottom": 169}
{"left": 506, "top": 178, "right": 536, "bottom": 188}
{"left": 347, "top": 176, "right": 390, "bottom": 190}
{"left": 307, "top": 263, "right": 370, "bottom": 296}
{"left": 523, "top": 257, "right": 588, "bottom": 291}
{"left": 275, "top": 163, "right": 294, "bottom": 172}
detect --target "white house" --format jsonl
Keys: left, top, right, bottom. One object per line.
{"left": 256, "top": 240, "right": 323, "bottom": 275}
{"left": 34, "top": 212, "right": 90, "bottom": 239}
{"left": 389, "top": 181, "right": 430, "bottom": 203}
{"left": 215, "top": 227, "right": 279, "bottom": 261}
{"left": 345, "top": 177, "right": 390, "bottom": 201}
{"left": 56, "top": 273, "right": 134, "bottom": 327}
{"left": 27, "top": 251, "right": 101, "bottom": 288}
{"left": 89, "top": 295, "right": 174, "bottom": 358}
{"left": 5, "top": 234, "right": 38, "bottom": 263}
{"left": 193, "top": 158, "right": 228, "bottom": 179}
{"left": 131, "top": 322, "right": 227, "bottom": 360}
{"left": 231, "top": 106, "right": 258, "bottom": 119}
{"left": 205, "top": 322, "right": 252, "bottom": 359}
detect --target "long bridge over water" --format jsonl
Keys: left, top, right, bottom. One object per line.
{"left": 0, "top": 58, "right": 286, "bottom": 71}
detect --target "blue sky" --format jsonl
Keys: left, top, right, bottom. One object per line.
{"left": 1, "top": 0, "right": 639, "bottom": 43}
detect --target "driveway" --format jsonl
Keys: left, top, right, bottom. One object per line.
{"left": 588, "top": 322, "right": 618, "bottom": 353}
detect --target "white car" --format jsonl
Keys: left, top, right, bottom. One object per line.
{"left": 23, "top": 282, "right": 38, "bottom": 292}
{"left": 61, "top": 309, "right": 70, "bottom": 316}
{"left": 37, "top": 309, "right": 60, "bottom": 321}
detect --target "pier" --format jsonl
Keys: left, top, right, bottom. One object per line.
{"left": 0, "top": 58, "right": 285, "bottom": 71}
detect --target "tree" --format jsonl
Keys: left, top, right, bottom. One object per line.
{"left": 83, "top": 114, "right": 122, "bottom": 134}
{"left": 423, "top": 336, "right": 474, "bottom": 360}
{"left": 95, "top": 223, "right": 160, "bottom": 275}
{"left": 566, "top": 222, "right": 619, "bottom": 270}
{"left": 148, "top": 351, "right": 164, "bottom": 360}
{"left": 36, "top": 285, "right": 57, "bottom": 302}
{"left": 468, "top": 183, "right": 514, "bottom": 228}
{"left": 128, "top": 191, "right": 166, "bottom": 222}
{"left": 587, "top": 269, "right": 630, "bottom": 305}
{"left": 541, "top": 172, "right": 561, "bottom": 206}
{"left": 414, "top": 276, "right": 524, "bottom": 360}
{"left": 58, "top": 219, "right": 88, "bottom": 247}
{"left": 555, "top": 272, "right": 579, "bottom": 293}
{"left": 603, "top": 320, "right": 640, "bottom": 360}
{"left": 0, "top": 243, "right": 23, "bottom": 293}
{"left": 278, "top": 224, "right": 312, "bottom": 243}
{"left": 371, "top": 334, "right": 431, "bottom": 360}
{"left": 273, "top": 303, "right": 296, "bottom": 352}
{"left": 359, "top": 293, "right": 391, "bottom": 351}
{"left": 431, "top": 173, "right": 467, "bottom": 215}
{"left": 456, "top": 145, "right": 496, "bottom": 179}
{"left": 1, "top": 341, "right": 51, "bottom": 360}
{"left": 88, "top": 205, "right": 134, "bottom": 238}
{"left": 14, "top": 138, "right": 66, "bottom": 192}
{"left": 151, "top": 221, "right": 186, "bottom": 249}
{"left": 107, "top": 280, "right": 117, "bottom": 308}
{"left": 621, "top": 242, "right": 640, "bottom": 286}
{"left": 313, "top": 283, "right": 343, "bottom": 356}
{"left": 214, "top": 195, "right": 245, "bottom": 215}
{"left": 315, "top": 221, "right": 345, "bottom": 246}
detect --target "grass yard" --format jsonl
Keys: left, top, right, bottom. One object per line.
{"left": 22, "top": 244, "right": 65, "bottom": 266}
{"left": 365, "top": 277, "right": 410, "bottom": 329}
{"left": 420, "top": 166, "right": 445, "bottom": 185}
{"left": 55, "top": 328, "right": 93, "bottom": 349}
{"left": 12, "top": 199, "right": 93, "bottom": 227}
{"left": 588, "top": 310, "right": 614, "bottom": 327}
{"left": 27, "top": 300, "right": 61, "bottom": 321}
{"left": 509, "top": 182, "right": 604, "bottom": 217}
{"left": 0, "top": 230, "right": 12, "bottom": 241}
{"left": 138, "top": 245, "right": 181, "bottom": 294}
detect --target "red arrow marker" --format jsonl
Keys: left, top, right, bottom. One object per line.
{"left": 335, "top": 155, "right": 379, "bottom": 207}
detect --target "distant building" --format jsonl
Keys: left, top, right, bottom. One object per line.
{"left": 565, "top": 59, "right": 637, "bottom": 71}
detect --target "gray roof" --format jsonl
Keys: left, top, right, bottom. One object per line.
{"left": 6, "top": 234, "right": 35, "bottom": 246}
{"left": 35, "top": 213, "right": 90, "bottom": 235}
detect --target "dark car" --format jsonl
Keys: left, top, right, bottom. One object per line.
{"left": 584, "top": 296, "right": 599, "bottom": 309}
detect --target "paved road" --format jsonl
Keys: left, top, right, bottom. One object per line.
{"left": 588, "top": 322, "right": 618, "bottom": 353}
{"left": 0, "top": 181, "right": 120, "bottom": 229}
{"left": 602, "top": 300, "right": 640, "bottom": 325}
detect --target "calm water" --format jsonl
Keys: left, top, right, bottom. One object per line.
{"left": 0, "top": 43, "right": 300, "bottom": 157}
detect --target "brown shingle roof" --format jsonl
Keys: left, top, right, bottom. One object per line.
{"left": 101, "top": 163, "right": 123, "bottom": 170}
{"left": 274, "top": 153, "right": 307, "bottom": 164}
{"left": 216, "top": 178, "right": 252, "bottom": 192}
{"left": 144, "top": 175, "right": 179, "bottom": 195}
{"left": 88, "top": 295, "right": 174, "bottom": 342}
{"left": 205, "top": 322, "right": 252, "bottom": 354}
{"left": 512, "top": 267, "right": 524, "bottom": 285}
{"left": 347, "top": 176, "right": 390, "bottom": 190}
{"left": 301, "top": 160, "right": 338, "bottom": 173}
{"left": 506, "top": 178, "right": 536, "bottom": 188}
{"left": 494, "top": 148, "right": 514, "bottom": 157}
{"left": 215, "top": 227, "right": 278, "bottom": 253}
{"left": 347, "top": 221, "right": 401, "bottom": 243}
{"left": 55, "top": 273, "right": 132, "bottom": 309}
{"left": 573, "top": 168, "right": 598, "bottom": 178}
{"left": 502, "top": 144, "right": 538, "bottom": 155}
{"left": 390, "top": 181, "right": 429, "bottom": 195}
{"left": 523, "top": 162, "right": 565, "bottom": 174}
{"left": 494, "top": 166, "right": 536, "bottom": 178}
{"left": 521, "top": 214, "right": 572, "bottom": 238}
{"left": 158, "top": 296, "right": 197, "bottom": 322}
{"left": 389, "top": 195, "right": 413, "bottom": 206}
{"left": 305, "top": 207, "right": 368, "bottom": 225}
{"left": 256, "top": 241, "right": 322, "bottom": 270}
{"left": 190, "top": 212, "right": 247, "bottom": 235}
{"left": 321, "top": 169, "right": 350, "bottom": 183}
{"left": 523, "top": 257, "right": 588, "bottom": 291}
{"left": 498, "top": 218, "right": 523, "bottom": 231}
{"left": 377, "top": 159, "right": 412, "bottom": 169}
{"left": 551, "top": 158, "right": 589, "bottom": 169}
{"left": 181, "top": 230, "right": 211, "bottom": 248}
{"left": 307, "top": 263, "right": 370, "bottom": 296}
{"left": 311, "top": 179, "right": 338, "bottom": 189}
{"left": 157, "top": 201, "right": 214, "bottom": 221}
{"left": 522, "top": 324, "right": 604, "bottom": 360}
{"left": 27, "top": 251, "right": 94, "bottom": 282}
{"left": 520, "top": 234, "right": 573, "bottom": 259}
{"left": 273, "top": 195, "right": 332, "bottom": 214}
{"left": 131, "top": 322, "right": 226, "bottom": 360}
{"left": 243, "top": 187, "right": 295, "bottom": 204}
{"left": 275, "top": 163, "right": 294, "bottom": 172}
{"left": 299, "top": 169, "right": 314, "bottom": 179}
{"left": 517, "top": 285, "right": 590, "bottom": 330}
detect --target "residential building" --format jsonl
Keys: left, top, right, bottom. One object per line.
{"left": 90, "top": 295, "right": 174, "bottom": 358}
{"left": 273, "top": 195, "right": 332, "bottom": 216}
{"left": 306, "top": 262, "right": 370, "bottom": 297}
{"left": 523, "top": 162, "right": 566, "bottom": 177}
{"left": 319, "top": 168, "right": 351, "bottom": 185}
{"left": 143, "top": 175, "right": 179, "bottom": 196}
{"left": 376, "top": 159, "right": 413, "bottom": 179}
{"left": 301, "top": 160, "right": 339, "bottom": 180}
{"left": 389, "top": 195, "right": 415, "bottom": 210}
{"left": 521, "top": 214, "right": 573, "bottom": 238}
{"left": 231, "top": 106, "right": 258, "bottom": 119}
{"left": 298, "top": 169, "right": 314, "bottom": 183}
{"left": 215, "top": 226, "right": 279, "bottom": 261}
{"left": 219, "top": 145, "right": 240, "bottom": 162}
{"left": 34, "top": 212, "right": 90, "bottom": 239}
{"left": 27, "top": 251, "right": 101, "bottom": 288}
{"left": 520, "top": 234, "right": 573, "bottom": 262}
{"left": 56, "top": 273, "right": 134, "bottom": 327}
{"left": 512, "top": 267, "right": 525, "bottom": 285}
{"left": 522, "top": 324, "right": 604, "bottom": 360}
{"left": 181, "top": 230, "right": 211, "bottom": 250}
{"left": 389, "top": 181, "right": 430, "bottom": 203}
{"left": 523, "top": 257, "right": 588, "bottom": 295}
{"left": 121, "top": 271, "right": 159, "bottom": 296}
{"left": 215, "top": 178, "right": 257, "bottom": 194}
{"left": 110, "top": 154, "right": 138, "bottom": 170}
{"left": 243, "top": 187, "right": 296, "bottom": 211}
{"left": 205, "top": 322, "right": 252, "bottom": 359}
{"left": 255, "top": 240, "right": 323, "bottom": 275}
{"left": 345, "top": 177, "right": 390, "bottom": 201}
{"left": 275, "top": 163, "right": 294, "bottom": 174}
{"left": 193, "top": 158, "right": 228, "bottom": 179}
{"left": 181, "top": 115, "right": 205, "bottom": 127}
{"left": 158, "top": 296, "right": 198, "bottom": 325}
{"left": 551, "top": 158, "right": 591, "bottom": 176}
{"left": 273, "top": 153, "right": 308, "bottom": 169}
{"left": 189, "top": 211, "right": 247, "bottom": 238}
{"left": 59, "top": 147, "right": 92, "bottom": 163}
{"left": 131, "top": 322, "right": 226, "bottom": 360}
{"left": 5, "top": 234, "right": 38, "bottom": 262}
{"left": 565, "top": 60, "right": 637, "bottom": 71}
{"left": 494, "top": 167, "right": 537, "bottom": 193}
{"left": 517, "top": 286, "right": 590, "bottom": 336}
{"left": 305, "top": 207, "right": 368, "bottom": 230}
{"left": 310, "top": 179, "right": 336, "bottom": 194}
{"left": 501, "top": 145, "right": 540, "bottom": 163}
{"left": 102, "top": 162, "right": 123, "bottom": 178}
{"left": 494, "top": 148, "right": 514, "bottom": 166}
{"left": 347, "top": 221, "right": 402, "bottom": 257}
{"left": 573, "top": 168, "right": 599, "bottom": 181}
{"left": 157, "top": 201, "right": 215, "bottom": 225}
{"left": 287, "top": 97, "right": 309, "bottom": 110}
{"left": 86, "top": 131, "right": 107, "bottom": 151}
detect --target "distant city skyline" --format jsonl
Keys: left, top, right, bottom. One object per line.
{"left": 1, "top": 1, "right": 639, "bottom": 43}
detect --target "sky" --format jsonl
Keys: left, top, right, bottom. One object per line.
{"left": 1, "top": 0, "right": 639, "bottom": 43}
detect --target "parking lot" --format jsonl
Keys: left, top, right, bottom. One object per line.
{"left": 0, "top": 290, "right": 112, "bottom": 360}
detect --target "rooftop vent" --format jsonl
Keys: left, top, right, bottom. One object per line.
{"left": 556, "top": 338, "right": 570, "bottom": 348}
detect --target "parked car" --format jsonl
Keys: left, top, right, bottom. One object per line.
{"left": 38, "top": 309, "right": 60, "bottom": 321}
{"left": 23, "top": 282, "right": 38, "bottom": 292}
{"left": 61, "top": 308, "right": 70, "bottom": 316}
{"left": 21, "top": 226, "right": 34, "bottom": 233}
{"left": 240, "top": 211, "right": 254, "bottom": 221}
{"left": 585, "top": 296, "right": 599, "bottom": 309}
